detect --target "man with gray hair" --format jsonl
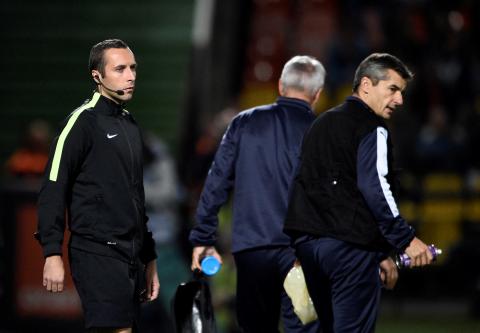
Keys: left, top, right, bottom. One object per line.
{"left": 189, "top": 56, "right": 325, "bottom": 332}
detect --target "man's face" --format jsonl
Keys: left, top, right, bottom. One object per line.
{"left": 362, "top": 69, "right": 407, "bottom": 119}
{"left": 95, "top": 48, "right": 136, "bottom": 103}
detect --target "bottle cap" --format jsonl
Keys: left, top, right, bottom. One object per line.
{"left": 201, "top": 256, "right": 221, "bottom": 276}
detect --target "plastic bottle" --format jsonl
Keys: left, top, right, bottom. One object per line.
{"left": 395, "top": 244, "right": 442, "bottom": 268}
{"left": 201, "top": 256, "right": 222, "bottom": 276}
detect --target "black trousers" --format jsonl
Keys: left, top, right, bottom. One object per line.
{"left": 233, "top": 246, "right": 320, "bottom": 333}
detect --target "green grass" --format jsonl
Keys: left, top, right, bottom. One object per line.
{"left": 376, "top": 316, "right": 480, "bottom": 333}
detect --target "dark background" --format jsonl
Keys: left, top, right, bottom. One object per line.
{"left": 1, "top": 0, "right": 480, "bottom": 332}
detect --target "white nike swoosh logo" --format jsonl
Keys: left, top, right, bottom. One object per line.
{"left": 107, "top": 133, "right": 118, "bottom": 139}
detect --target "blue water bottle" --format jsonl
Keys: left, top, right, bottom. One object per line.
{"left": 201, "top": 256, "right": 222, "bottom": 276}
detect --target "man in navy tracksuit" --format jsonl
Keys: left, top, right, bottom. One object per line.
{"left": 284, "top": 53, "right": 433, "bottom": 333}
{"left": 189, "top": 56, "right": 325, "bottom": 332}
{"left": 36, "top": 39, "right": 159, "bottom": 333}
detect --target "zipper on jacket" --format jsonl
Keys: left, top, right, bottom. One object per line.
{"left": 117, "top": 115, "right": 141, "bottom": 264}
{"left": 118, "top": 117, "right": 135, "bottom": 184}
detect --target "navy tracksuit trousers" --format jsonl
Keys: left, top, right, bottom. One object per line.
{"left": 296, "top": 237, "right": 382, "bottom": 333}
{"left": 233, "top": 247, "right": 320, "bottom": 333}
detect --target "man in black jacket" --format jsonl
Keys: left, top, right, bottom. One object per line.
{"left": 284, "top": 53, "right": 433, "bottom": 333}
{"left": 36, "top": 39, "right": 159, "bottom": 333}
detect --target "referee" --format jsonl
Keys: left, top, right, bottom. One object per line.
{"left": 36, "top": 39, "right": 159, "bottom": 333}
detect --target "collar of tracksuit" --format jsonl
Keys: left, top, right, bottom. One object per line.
{"left": 345, "top": 95, "right": 389, "bottom": 125}
{"left": 276, "top": 96, "right": 314, "bottom": 115}
{"left": 346, "top": 95, "right": 373, "bottom": 113}
{"left": 92, "top": 92, "right": 128, "bottom": 116}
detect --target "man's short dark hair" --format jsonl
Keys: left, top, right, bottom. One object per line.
{"left": 352, "top": 53, "right": 413, "bottom": 93}
{"left": 88, "top": 39, "right": 130, "bottom": 76}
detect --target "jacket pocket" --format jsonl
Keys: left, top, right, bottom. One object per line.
{"left": 306, "top": 175, "right": 357, "bottom": 228}
{"left": 81, "top": 193, "right": 104, "bottom": 231}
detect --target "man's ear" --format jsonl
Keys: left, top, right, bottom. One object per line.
{"left": 312, "top": 88, "right": 323, "bottom": 106}
{"left": 92, "top": 70, "right": 101, "bottom": 84}
{"left": 360, "top": 77, "right": 372, "bottom": 94}
{"left": 278, "top": 80, "right": 284, "bottom": 96}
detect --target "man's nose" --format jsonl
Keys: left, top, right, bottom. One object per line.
{"left": 394, "top": 91, "right": 403, "bottom": 105}
{"left": 125, "top": 68, "right": 136, "bottom": 81}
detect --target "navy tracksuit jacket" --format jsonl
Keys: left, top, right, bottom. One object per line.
{"left": 189, "top": 97, "right": 316, "bottom": 253}
{"left": 189, "top": 96, "right": 319, "bottom": 333}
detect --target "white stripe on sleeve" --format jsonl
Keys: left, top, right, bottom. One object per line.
{"left": 376, "top": 127, "right": 399, "bottom": 217}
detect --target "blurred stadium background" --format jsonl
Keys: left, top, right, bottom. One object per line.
{"left": 1, "top": 0, "right": 480, "bottom": 332}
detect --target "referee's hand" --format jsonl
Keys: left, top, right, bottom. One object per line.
{"left": 145, "top": 259, "right": 160, "bottom": 302}
{"left": 43, "top": 255, "right": 65, "bottom": 293}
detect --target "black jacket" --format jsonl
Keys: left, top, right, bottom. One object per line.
{"left": 284, "top": 96, "right": 415, "bottom": 252}
{"left": 36, "top": 92, "right": 156, "bottom": 264}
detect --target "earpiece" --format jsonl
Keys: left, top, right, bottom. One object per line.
{"left": 92, "top": 74, "right": 125, "bottom": 96}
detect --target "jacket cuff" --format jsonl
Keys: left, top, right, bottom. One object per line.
{"left": 396, "top": 225, "right": 415, "bottom": 252}
{"left": 139, "top": 233, "right": 157, "bottom": 264}
{"left": 188, "top": 228, "right": 217, "bottom": 246}
{"left": 189, "top": 239, "right": 216, "bottom": 247}
{"left": 140, "top": 251, "right": 157, "bottom": 265}
{"left": 42, "top": 242, "right": 63, "bottom": 258}
{"left": 397, "top": 228, "right": 416, "bottom": 252}
{"left": 377, "top": 251, "right": 389, "bottom": 262}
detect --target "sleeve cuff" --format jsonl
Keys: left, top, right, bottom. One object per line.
{"left": 42, "top": 242, "right": 63, "bottom": 258}
{"left": 139, "top": 232, "right": 157, "bottom": 264}
{"left": 394, "top": 226, "right": 415, "bottom": 251}
{"left": 140, "top": 251, "right": 157, "bottom": 265}
{"left": 188, "top": 228, "right": 217, "bottom": 246}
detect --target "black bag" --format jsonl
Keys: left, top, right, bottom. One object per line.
{"left": 172, "top": 270, "right": 217, "bottom": 333}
